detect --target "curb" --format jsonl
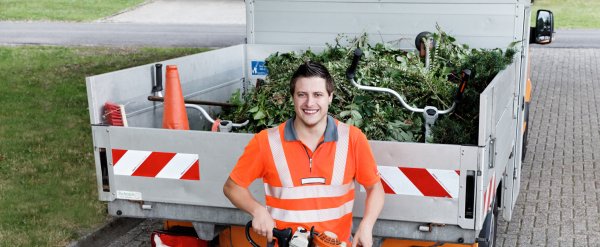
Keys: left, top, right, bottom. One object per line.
{"left": 67, "top": 217, "right": 145, "bottom": 247}
{"left": 96, "top": 0, "right": 155, "bottom": 22}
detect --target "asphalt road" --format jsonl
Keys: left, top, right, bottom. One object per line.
{"left": 1, "top": 23, "right": 598, "bottom": 48}
{"left": 532, "top": 29, "right": 600, "bottom": 49}
{"left": 0, "top": 21, "right": 245, "bottom": 48}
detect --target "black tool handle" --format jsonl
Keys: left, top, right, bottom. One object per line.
{"left": 454, "top": 69, "right": 471, "bottom": 103}
{"left": 308, "top": 226, "right": 315, "bottom": 247}
{"left": 346, "top": 48, "right": 363, "bottom": 81}
{"left": 245, "top": 221, "right": 293, "bottom": 247}
{"left": 153, "top": 63, "right": 163, "bottom": 93}
{"left": 272, "top": 227, "right": 293, "bottom": 247}
{"left": 245, "top": 221, "right": 261, "bottom": 247}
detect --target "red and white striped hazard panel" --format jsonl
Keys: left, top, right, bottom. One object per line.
{"left": 483, "top": 173, "right": 496, "bottom": 212}
{"left": 378, "top": 166, "right": 460, "bottom": 199}
{"left": 111, "top": 149, "right": 200, "bottom": 180}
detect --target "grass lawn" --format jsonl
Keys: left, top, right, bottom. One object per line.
{"left": 0, "top": 0, "right": 145, "bottom": 21}
{"left": 532, "top": 0, "right": 600, "bottom": 29}
{"left": 0, "top": 46, "right": 207, "bottom": 246}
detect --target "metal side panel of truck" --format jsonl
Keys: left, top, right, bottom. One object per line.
{"left": 86, "top": 0, "right": 534, "bottom": 244}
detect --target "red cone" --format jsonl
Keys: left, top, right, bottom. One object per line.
{"left": 161, "top": 65, "right": 196, "bottom": 232}
{"left": 162, "top": 65, "right": 189, "bottom": 130}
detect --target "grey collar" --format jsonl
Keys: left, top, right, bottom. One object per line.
{"left": 284, "top": 115, "right": 338, "bottom": 142}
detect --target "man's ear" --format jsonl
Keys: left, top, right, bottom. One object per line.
{"left": 419, "top": 43, "right": 426, "bottom": 57}
{"left": 328, "top": 92, "right": 333, "bottom": 104}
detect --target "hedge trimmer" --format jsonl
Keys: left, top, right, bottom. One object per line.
{"left": 346, "top": 48, "right": 471, "bottom": 142}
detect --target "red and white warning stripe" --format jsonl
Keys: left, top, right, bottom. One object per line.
{"left": 111, "top": 149, "right": 200, "bottom": 180}
{"left": 483, "top": 173, "right": 496, "bottom": 212}
{"left": 378, "top": 166, "right": 459, "bottom": 198}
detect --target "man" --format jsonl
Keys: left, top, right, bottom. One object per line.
{"left": 223, "top": 61, "right": 384, "bottom": 247}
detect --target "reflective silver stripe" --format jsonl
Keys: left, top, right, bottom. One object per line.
{"left": 268, "top": 200, "right": 354, "bottom": 223}
{"left": 264, "top": 182, "right": 355, "bottom": 199}
{"left": 331, "top": 123, "right": 349, "bottom": 185}
{"left": 267, "top": 127, "right": 293, "bottom": 187}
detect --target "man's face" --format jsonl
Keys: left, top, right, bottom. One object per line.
{"left": 292, "top": 76, "right": 333, "bottom": 129}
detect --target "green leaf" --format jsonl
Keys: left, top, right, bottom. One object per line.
{"left": 350, "top": 110, "right": 362, "bottom": 120}
{"left": 400, "top": 131, "right": 411, "bottom": 141}
{"left": 253, "top": 110, "right": 266, "bottom": 120}
{"left": 248, "top": 106, "right": 259, "bottom": 113}
{"left": 340, "top": 110, "right": 351, "bottom": 118}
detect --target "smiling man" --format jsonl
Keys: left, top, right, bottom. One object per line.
{"left": 223, "top": 61, "right": 384, "bottom": 247}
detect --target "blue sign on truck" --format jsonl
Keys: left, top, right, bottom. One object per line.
{"left": 251, "top": 61, "right": 268, "bottom": 75}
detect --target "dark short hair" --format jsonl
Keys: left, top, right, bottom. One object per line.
{"left": 289, "top": 61, "right": 335, "bottom": 96}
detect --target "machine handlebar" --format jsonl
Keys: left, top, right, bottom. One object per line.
{"left": 153, "top": 63, "right": 163, "bottom": 93}
{"left": 346, "top": 48, "right": 363, "bottom": 81}
{"left": 454, "top": 69, "right": 471, "bottom": 103}
{"left": 245, "top": 221, "right": 293, "bottom": 247}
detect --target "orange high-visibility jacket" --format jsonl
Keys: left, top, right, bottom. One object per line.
{"left": 230, "top": 116, "right": 380, "bottom": 242}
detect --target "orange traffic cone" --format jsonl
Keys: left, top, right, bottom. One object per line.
{"left": 161, "top": 65, "right": 195, "bottom": 231}
{"left": 162, "top": 65, "right": 190, "bottom": 130}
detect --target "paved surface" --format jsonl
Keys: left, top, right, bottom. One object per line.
{"left": 0, "top": 21, "right": 244, "bottom": 47}
{"left": 102, "top": 0, "right": 245, "bottom": 25}
{"left": 0, "top": 0, "right": 245, "bottom": 47}
{"left": 532, "top": 30, "right": 600, "bottom": 49}
{"left": 496, "top": 48, "right": 600, "bottom": 246}
{"left": 106, "top": 219, "right": 162, "bottom": 247}
{"left": 3, "top": 0, "right": 600, "bottom": 49}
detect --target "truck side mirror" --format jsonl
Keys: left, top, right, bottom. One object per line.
{"left": 531, "top": 9, "right": 554, "bottom": 44}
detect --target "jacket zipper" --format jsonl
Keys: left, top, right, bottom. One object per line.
{"left": 301, "top": 142, "right": 324, "bottom": 173}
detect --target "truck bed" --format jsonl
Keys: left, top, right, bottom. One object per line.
{"left": 87, "top": 43, "right": 520, "bottom": 243}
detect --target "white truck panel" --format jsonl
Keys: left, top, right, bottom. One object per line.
{"left": 502, "top": 4, "right": 531, "bottom": 221}
{"left": 86, "top": 45, "right": 246, "bottom": 129}
{"left": 249, "top": 0, "right": 523, "bottom": 49}
{"left": 100, "top": 126, "right": 259, "bottom": 207}
{"left": 355, "top": 141, "right": 478, "bottom": 228}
